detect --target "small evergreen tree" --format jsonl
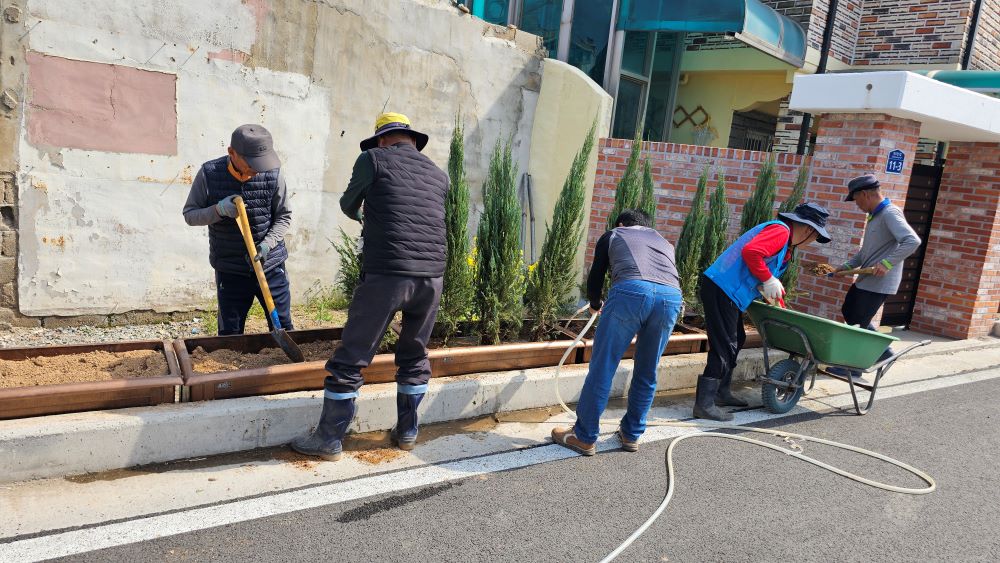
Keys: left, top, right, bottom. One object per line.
{"left": 330, "top": 228, "right": 362, "bottom": 300}
{"left": 607, "top": 129, "right": 644, "bottom": 230}
{"left": 439, "top": 115, "right": 475, "bottom": 342}
{"left": 675, "top": 166, "right": 709, "bottom": 306}
{"left": 640, "top": 158, "right": 657, "bottom": 223}
{"left": 701, "top": 168, "right": 730, "bottom": 274}
{"left": 739, "top": 153, "right": 779, "bottom": 235}
{"left": 780, "top": 162, "right": 811, "bottom": 299}
{"left": 475, "top": 137, "right": 525, "bottom": 345}
{"left": 526, "top": 124, "right": 597, "bottom": 340}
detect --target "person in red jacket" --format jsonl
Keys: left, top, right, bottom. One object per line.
{"left": 696, "top": 203, "right": 832, "bottom": 421}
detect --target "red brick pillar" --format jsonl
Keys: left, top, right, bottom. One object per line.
{"left": 910, "top": 142, "right": 1000, "bottom": 339}
{"left": 794, "top": 113, "right": 921, "bottom": 324}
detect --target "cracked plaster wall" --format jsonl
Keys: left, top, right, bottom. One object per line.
{"left": 11, "top": 0, "right": 544, "bottom": 316}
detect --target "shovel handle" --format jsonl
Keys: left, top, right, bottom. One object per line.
{"left": 829, "top": 266, "right": 878, "bottom": 277}
{"left": 233, "top": 196, "right": 280, "bottom": 326}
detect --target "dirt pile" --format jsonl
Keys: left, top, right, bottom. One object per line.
{"left": 0, "top": 350, "right": 169, "bottom": 388}
{"left": 190, "top": 341, "right": 336, "bottom": 373}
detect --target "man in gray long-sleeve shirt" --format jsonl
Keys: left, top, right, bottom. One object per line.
{"left": 182, "top": 124, "right": 293, "bottom": 335}
{"left": 825, "top": 174, "right": 921, "bottom": 379}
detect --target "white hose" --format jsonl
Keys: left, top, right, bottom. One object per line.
{"left": 551, "top": 307, "right": 936, "bottom": 563}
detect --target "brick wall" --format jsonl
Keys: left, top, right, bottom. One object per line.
{"left": 793, "top": 113, "right": 921, "bottom": 322}
{"left": 911, "top": 142, "right": 1000, "bottom": 339}
{"left": 854, "top": 0, "right": 973, "bottom": 66}
{"left": 968, "top": 0, "right": 1000, "bottom": 70}
{"left": 809, "top": 0, "right": 864, "bottom": 65}
{"left": 587, "top": 139, "right": 807, "bottom": 266}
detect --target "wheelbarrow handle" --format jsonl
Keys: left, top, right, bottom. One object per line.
{"left": 866, "top": 339, "right": 932, "bottom": 372}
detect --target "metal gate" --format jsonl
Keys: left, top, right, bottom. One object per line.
{"left": 881, "top": 164, "right": 942, "bottom": 327}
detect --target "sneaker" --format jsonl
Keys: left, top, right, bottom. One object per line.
{"left": 551, "top": 426, "right": 596, "bottom": 456}
{"left": 616, "top": 429, "right": 639, "bottom": 453}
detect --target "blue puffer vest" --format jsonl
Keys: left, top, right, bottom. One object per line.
{"left": 202, "top": 156, "right": 288, "bottom": 274}
{"left": 704, "top": 220, "right": 790, "bottom": 312}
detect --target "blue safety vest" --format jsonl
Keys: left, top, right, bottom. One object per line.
{"left": 704, "top": 220, "right": 790, "bottom": 312}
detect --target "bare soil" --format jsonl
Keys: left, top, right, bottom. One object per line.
{"left": 190, "top": 341, "right": 337, "bottom": 373}
{"left": 0, "top": 350, "right": 169, "bottom": 389}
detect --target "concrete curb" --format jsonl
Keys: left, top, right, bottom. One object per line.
{"left": 2, "top": 336, "right": 997, "bottom": 483}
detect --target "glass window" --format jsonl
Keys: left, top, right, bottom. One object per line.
{"left": 620, "top": 31, "right": 650, "bottom": 76}
{"left": 612, "top": 78, "right": 645, "bottom": 139}
{"left": 567, "top": 0, "right": 614, "bottom": 85}
{"left": 478, "top": 0, "right": 510, "bottom": 25}
{"left": 519, "top": 0, "right": 562, "bottom": 55}
{"left": 643, "top": 32, "right": 681, "bottom": 142}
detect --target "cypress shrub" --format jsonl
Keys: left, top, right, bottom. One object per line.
{"left": 701, "top": 168, "right": 730, "bottom": 274}
{"left": 675, "top": 167, "right": 709, "bottom": 306}
{"left": 439, "top": 115, "right": 475, "bottom": 342}
{"left": 475, "top": 138, "right": 524, "bottom": 344}
{"left": 607, "top": 130, "right": 644, "bottom": 230}
{"left": 739, "top": 153, "right": 778, "bottom": 235}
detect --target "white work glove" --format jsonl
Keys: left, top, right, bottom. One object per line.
{"left": 761, "top": 276, "right": 785, "bottom": 301}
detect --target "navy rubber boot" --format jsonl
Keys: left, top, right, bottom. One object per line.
{"left": 693, "top": 376, "right": 734, "bottom": 422}
{"left": 390, "top": 393, "right": 424, "bottom": 451}
{"left": 290, "top": 398, "right": 355, "bottom": 461}
{"left": 715, "top": 370, "right": 749, "bottom": 408}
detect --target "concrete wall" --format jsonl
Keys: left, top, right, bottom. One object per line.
{"left": 3, "top": 0, "right": 547, "bottom": 317}
{"left": 525, "top": 59, "right": 612, "bottom": 276}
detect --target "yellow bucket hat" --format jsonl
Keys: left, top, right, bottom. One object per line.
{"left": 360, "top": 112, "right": 429, "bottom": 152}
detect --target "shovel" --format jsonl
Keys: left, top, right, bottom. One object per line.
{"left": 828, "top": 266, "right": 878, "bottom": 277}
{"left": 232, "top": 196, "right": 305, "bottom": 363}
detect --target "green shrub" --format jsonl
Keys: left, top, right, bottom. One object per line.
{"left": 739, "top": 153, "right": 778, "bottom": 235}
{"left": 607, "top": 130, "right": 644, "bottom": 230}
{"left": 640, "top": 158, "right": 657, "bottom": 222}
{"left": 475, "top": 138, "right": 525, "bottom": 344}
{"left": 701, "top": 168, "right": 730, "bottom": 274}
{"left": 330, "top": 228, "right": 362, "bottom": 300}
{"left": 780, "top": 162, "right": 812, "bottom": 299}
{"left": 675, "top": 166, "right": 709, "bottom": 306}
{"left": 439, "top": 115, "right": 475, "bottom": 342}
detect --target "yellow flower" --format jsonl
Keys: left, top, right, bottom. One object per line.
{"left": 527, "top": 263, "right": 537, "bottom": 273}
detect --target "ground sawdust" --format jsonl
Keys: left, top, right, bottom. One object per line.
{"left": 190, "top": 341, "right": 336, "bottom": 373}
{"left": 0, "top": 350, "right": 169, "bottom": 388}
{"left": 351, "top": 448, "right": 406, "bottom": 465}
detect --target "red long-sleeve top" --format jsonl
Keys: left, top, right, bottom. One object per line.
{"left": 741, "top": 224, "right": 792, "bottom": 282}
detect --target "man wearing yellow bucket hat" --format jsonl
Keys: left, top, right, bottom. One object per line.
{"left": 291, "top": 112, "right": 448, "bottom": 461}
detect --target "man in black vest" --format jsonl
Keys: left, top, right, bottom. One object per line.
{"left": 292, "top": 113, "right": 448, "bottom": 461}
{"left": 182, "top": 124, "right": 293, "bottom": 335}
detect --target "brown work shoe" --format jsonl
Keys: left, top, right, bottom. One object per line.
{"left": 551, "top": 426, "right": 596, "bottom": 456}
{"left": 616, "top": 429, "right": 639, "bottom": 452}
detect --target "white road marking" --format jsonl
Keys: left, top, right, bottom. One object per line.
{"left": 3, "top": 366, "right": 999, "bottom": 563}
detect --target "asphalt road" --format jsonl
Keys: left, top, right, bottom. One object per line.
{"left": 50, "top": 376, "right": 1000, "bottom": 562}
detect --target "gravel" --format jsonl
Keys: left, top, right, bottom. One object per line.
{"left": 0, "top": 320, "right": 207, "bottom": 349}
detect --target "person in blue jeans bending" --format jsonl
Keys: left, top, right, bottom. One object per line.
{"left": 552, "top": 209, "right": 683, "bottom": 456}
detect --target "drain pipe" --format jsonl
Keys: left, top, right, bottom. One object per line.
{"left": 797, "top": 0, "right": 840, "bottom": 155}
{"left": 935, "top": 0, "right": 986, "bottom": 165}
{"left": 961, "top": 0, "right": 985, "bottom": 70}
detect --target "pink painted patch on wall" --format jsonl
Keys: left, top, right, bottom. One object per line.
{"left": 26, "top": 52, "right": 177, "bottom": 155}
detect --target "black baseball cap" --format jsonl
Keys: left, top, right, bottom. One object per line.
{"left": 846, "top": 174, "right": 880, "bottom": 201}
{"left": 230, "top": 124, "right": 281, "bottom": 172}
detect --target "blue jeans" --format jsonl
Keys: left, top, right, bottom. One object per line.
{"left": 574, "top": 280, "right": 684, "bottom": 444}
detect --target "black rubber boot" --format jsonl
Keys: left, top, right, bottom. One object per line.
{"left": 715, "top": 370, "right": 749, "bottom": 408}
{"left": 290, "top": 397, "right": 355, "bottom": 461}
{"left": 390, "top": 393, "right": 424, "bottom": 451}
{"left": 693, "top": 376, "right": 734, "bottom": 422}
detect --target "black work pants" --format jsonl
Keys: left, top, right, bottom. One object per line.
{"left": 841, "top": 285, "right": 889, "bottom": 332}
{"left": 215, "top": 264, "right": 293, "bottom": 336}
{"left": 700, "top": 275, "right": 746, "bottom": 384}
{"left": 324, "top": 273, "right": 443, "bottom": 397}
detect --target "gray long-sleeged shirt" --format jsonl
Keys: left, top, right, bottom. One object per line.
{"left": 587, "top": 226, "right": 680, "bottom": 310}
{"left": 182, "top": 164, "right": 291, "bottom": 251}
{"left": 845, "top": 202, "right": 921, "bottom": 295}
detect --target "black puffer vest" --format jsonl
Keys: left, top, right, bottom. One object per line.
{"left": 363, "top": 143, "right": 448, "bottom": 277}
{"left": 202, "top": 156, "right": 288, "bottom": 274}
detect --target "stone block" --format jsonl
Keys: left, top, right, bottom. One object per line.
{"left": 1, "top": 231, "right": 14, "bottom": 257}
{"left": 0, "top": 256, "right": 14, "bottom": 283}
{"left": 43, "top": 315, "right": 110, "bottom": 329}
{"left": 109, "top": 310, "right": 172, "bottom": 326}
{"left": 0, "top": 308, "right": 42, "bottom": 328}
{"left": 0, "top": 282, "right": 14, "bottom": 307}
{"left": 1, "top": 179, "right": 13, "bottom": 206}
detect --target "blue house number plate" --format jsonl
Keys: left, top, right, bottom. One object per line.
{"left": 885, "top": 149, "right": 905, "bottom": 175}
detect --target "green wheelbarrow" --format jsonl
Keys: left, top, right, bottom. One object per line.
{"left": 746, "top": 301, "right": 931, "bottom": 415}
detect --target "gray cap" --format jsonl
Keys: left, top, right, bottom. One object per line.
{"left": 230, "top": 124, "right": 281, "bottom": 172}
{"left": 846, "top": 174, "right": 880, "bottom": 201}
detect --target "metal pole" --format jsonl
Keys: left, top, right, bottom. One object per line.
{"left": 602, "top": 0, "right": 621, "bottom": 92}
{"left": 797, "top": 0, "right": 840, "bottom": 155}
{"left": 556, "top": 0, "right": 575, "bottom": 62}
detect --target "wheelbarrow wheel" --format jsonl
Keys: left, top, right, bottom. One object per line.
{"left": 761, "top": 359, "right": 805, "bottom": 414}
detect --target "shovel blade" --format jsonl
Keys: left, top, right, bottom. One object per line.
{"left": 272, "top": 329, "right": 305, "bottom": 363}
